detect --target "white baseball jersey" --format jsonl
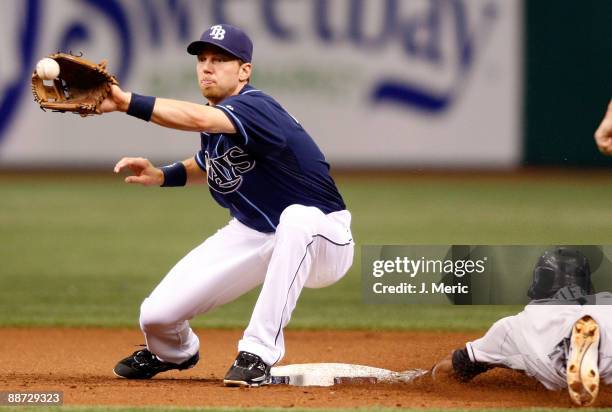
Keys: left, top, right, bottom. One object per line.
{"left": 466, "top": 292, "right": 612, "bottom": 390}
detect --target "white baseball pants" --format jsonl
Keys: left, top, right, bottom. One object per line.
{"left": 138, "top": 204, "right": 354, "bottom": 366}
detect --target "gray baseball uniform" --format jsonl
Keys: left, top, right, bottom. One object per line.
{"left": 465, "top": 292, "right": 612, "bottom": 389}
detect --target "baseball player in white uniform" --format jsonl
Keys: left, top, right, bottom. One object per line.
{"left": 432, "top": 248, "right": 612, "bottom": 406}
{"left": 101, "top": 24, "right": 354, "bottom": 386}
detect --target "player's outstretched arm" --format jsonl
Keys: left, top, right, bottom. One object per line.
{"left": 113, "top": 157, "right": 205, "bottom": 186}
{"left": 431, "top": 348, "right": 493, "bottom": 383}
{"left": 114, "top": 157, "right": 163, "bottom": 186}
{"left": 431, "top": 353, "right": 456, "bottom": 382}
{"left": 101, "top": 85, "right": 236, "bottom": 134}
{"left": 595, "top": 99, "right": 612, "bottom": 155}
{"left": 100, "top": 84, "right": 130, "bottom": 113}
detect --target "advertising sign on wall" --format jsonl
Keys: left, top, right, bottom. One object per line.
{"left": 0, "top": 0, "right": 522, "bottom": 168}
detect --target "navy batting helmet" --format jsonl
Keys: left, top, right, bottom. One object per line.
{"left": 527, "top": 247, "right": 594, "bottom": 300}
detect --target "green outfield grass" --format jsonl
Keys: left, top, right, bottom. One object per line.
{"left": 1, "top": 173, "right": 612, "bottom": 329}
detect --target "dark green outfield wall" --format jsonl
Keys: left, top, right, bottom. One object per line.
{"left": 524, "top": 0, "right": 612, "bottom": 166}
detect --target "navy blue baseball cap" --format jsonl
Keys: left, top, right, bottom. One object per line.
{"left": 187, "top": 24, "right": 253, "bottom": 62}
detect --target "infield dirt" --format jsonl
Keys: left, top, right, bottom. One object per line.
{"left": 1, "top": 328, "right": 611, "bottom": 408}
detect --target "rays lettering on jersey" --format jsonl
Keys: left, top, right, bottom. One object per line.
{"left": 204, "top": 146, "right": 255, "bottom": 194}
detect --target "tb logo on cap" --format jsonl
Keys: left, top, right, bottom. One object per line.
{"left": 210, "top": 25, "right": 226, "bottom": 40}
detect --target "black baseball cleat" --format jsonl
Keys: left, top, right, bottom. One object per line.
{"left": 223, "top": 351, "right": 271, "bottom": 387}
{"left": 113, "top": 346, "right": 199, "bottom": 379}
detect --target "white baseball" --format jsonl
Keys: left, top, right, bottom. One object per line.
{"left": 36, "top": 58, "right": 60, "bottom": 80}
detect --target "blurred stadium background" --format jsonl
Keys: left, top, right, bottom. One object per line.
{"left": 1, "top": 0, "right": 612, "bottom": 330}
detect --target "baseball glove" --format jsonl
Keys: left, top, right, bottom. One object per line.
{"left": 31, "top": 53, "right": 119, "bottom": 117}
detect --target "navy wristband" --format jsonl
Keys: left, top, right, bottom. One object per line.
{"left": 160, "top": 162, "right": 187, "bottom": 187}
{"left": 127, "top": 93, "right": 156, "bottom": 121}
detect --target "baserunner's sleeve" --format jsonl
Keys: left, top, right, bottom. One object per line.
{"left": 451, "top": 315, "right": 523, "bottom": 382}
{"left": 466, "top": 314, "right": 521, "bottom": 367}
{"left": 215, "top": 93, "right": 294, "bottom": 155}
